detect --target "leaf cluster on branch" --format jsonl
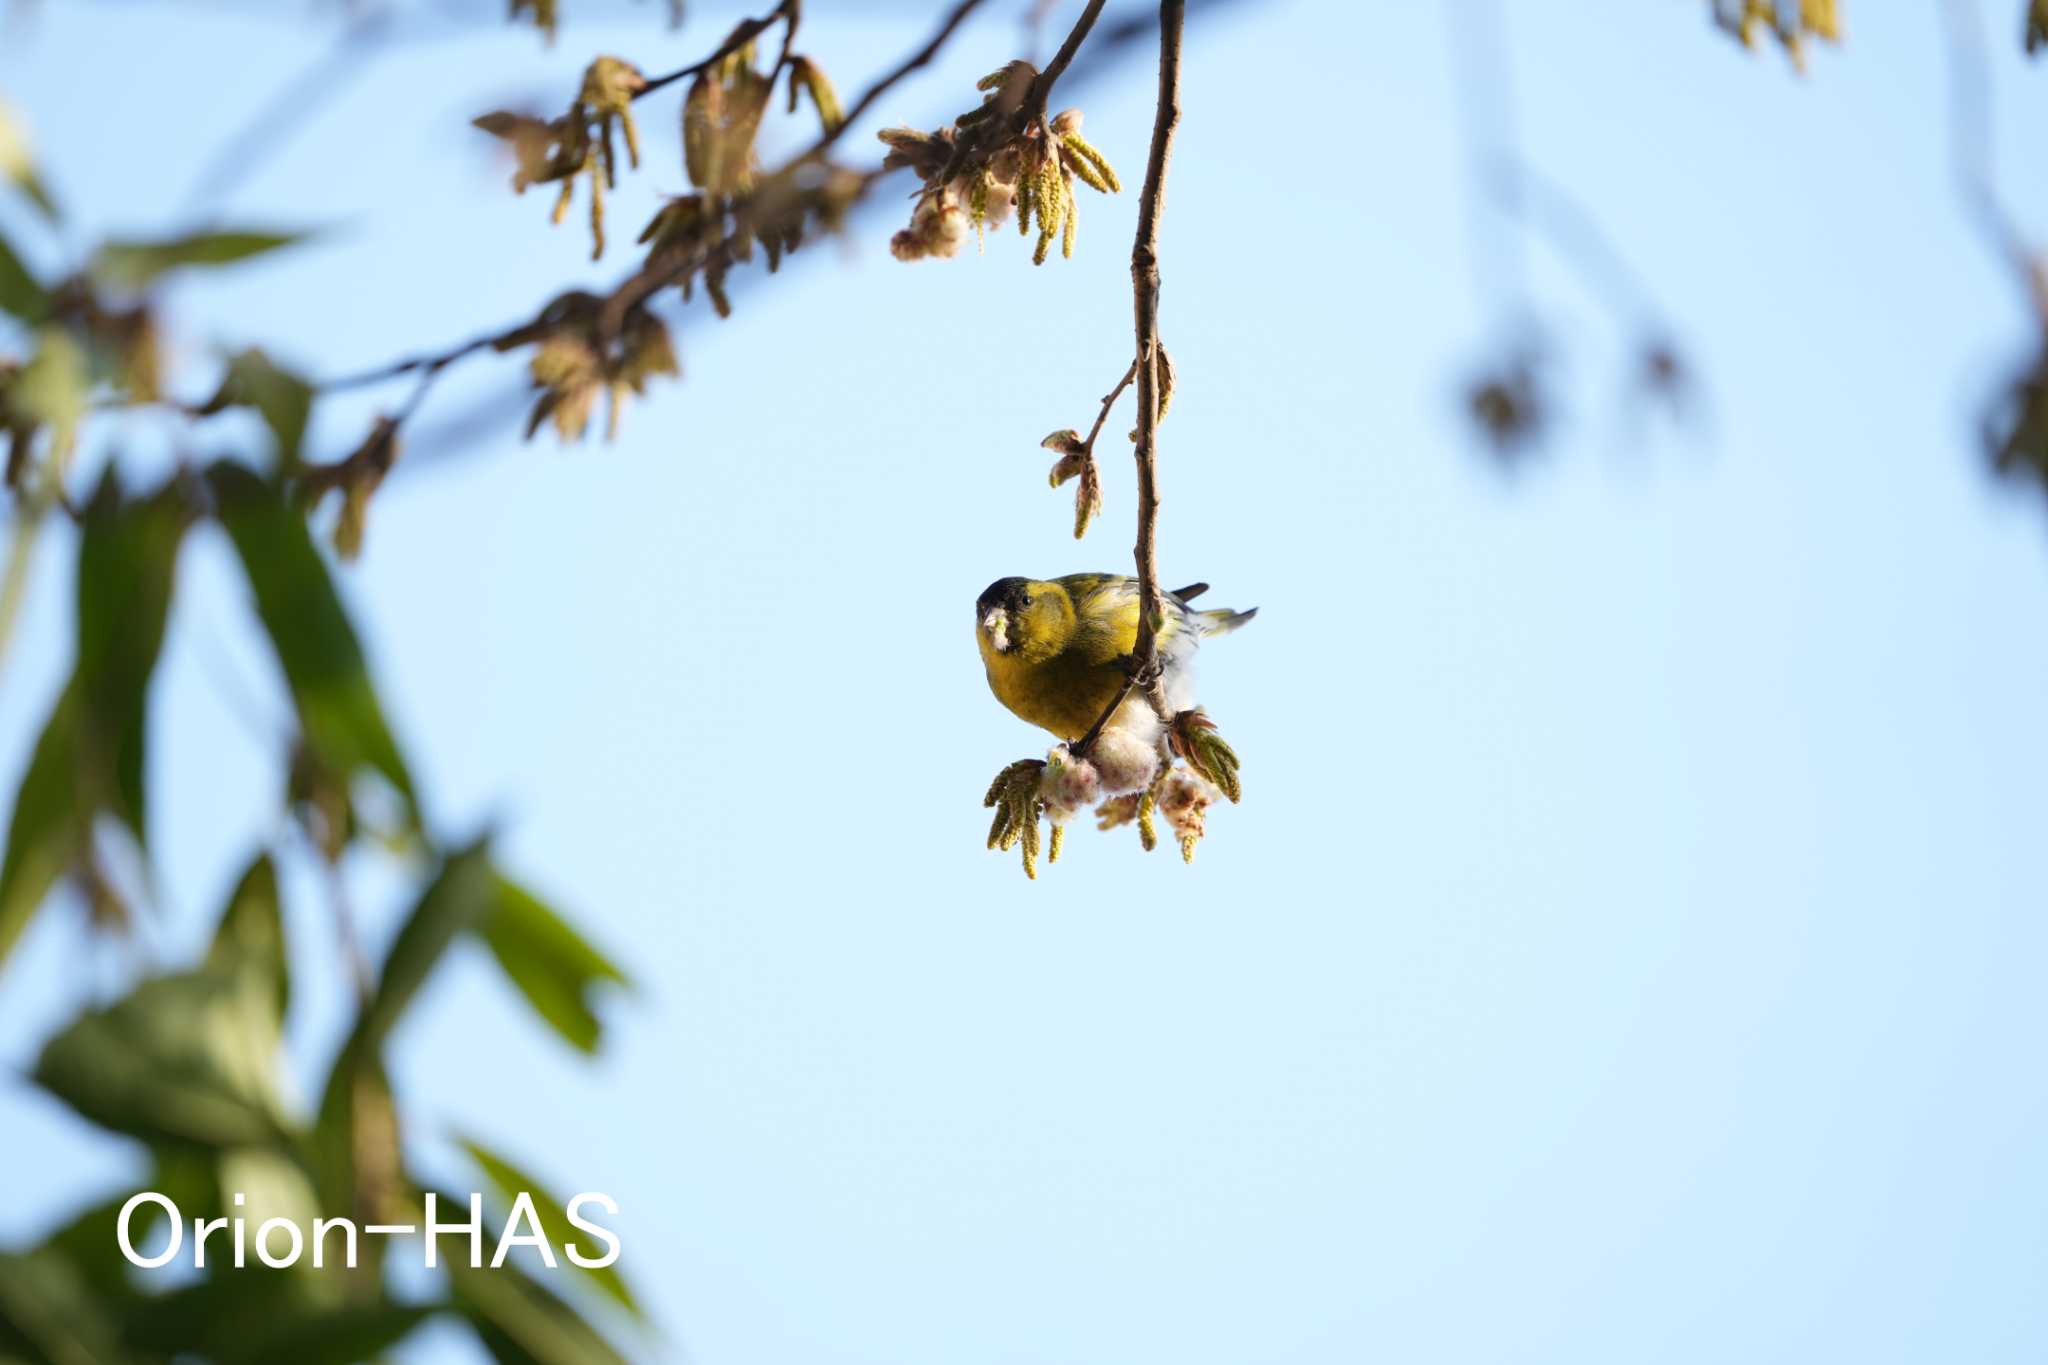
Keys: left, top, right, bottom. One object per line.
{"left": 0, "top": 461, "right": 640, "bottom": 1359}
{"left": 878, "top": 62, "right": 1121, "bottom": 264}
{"left": 0, "top": 60, "right": 658, "bottom": 1365}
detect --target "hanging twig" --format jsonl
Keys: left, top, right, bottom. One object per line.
{"left": 1126, "top": 0, "right": 1184, "bottom": 721}
{"left": 1067, "top": 0, "right": 1184, "bottom": 761}
{"left": 322, "top": 0, "right": 1257, "bottom": 483}
{"left": 1083, "top": 357, "right": 1137, "bottom": 451}
{"left": 1027, "top": 0, "right": 1110, "bottom": 118}
{"left": 637, "top": 0, "right": 796, "bottom": 99}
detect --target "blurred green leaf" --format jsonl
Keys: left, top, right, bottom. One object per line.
{"left": 0, "top": 1250, "right": 132, "bottom": 1365}
{"left": 0, "top": 689, "right": 82, "bottom": 969}
{"left": 459, "top": 1137, "right": 641, "bottom": 1318}
{"left": 204, "top": 852, "right": 289, "bottom": 1027}
{"left": 200, "top": 350, "right": 314, "bottom": 468}
{"left": 217, "top": 1146, "right": 326, "bottom": 1278}
{"left": 73, "top": 471, "right": 189, "bottom": 845}
{"left": 450, "top": 1252, "right": 629, "bottom": 1365}
{"left": 0, "top": 232, "right": 47, "bottom": 323}
{"left": 480, "top": 873, "right": 628, "bottom": 1055}
{"left": 1, "top": 473, "right": 189, "bottom": 970}
{"left": 36, "top": 1194, "right": 150, "bottom": 1303}
{"left": 309, "top": 1038, "right": 401, "bottom": 1262}
{"left": 207, "top": 461, "right": 414, "bottom": 805}
{"left": 31, "top": 964, "right": 289, "bottom": 1150}
{"left": 0, "top": 97, "right": 58, "bottom": 222}
{"left": 90, "top": 230, "right": 307, "bottom": 291}
{"left": 362, "top": 840, "right": 494, "bottom": 1047}
{"left": 15, "top": 330, "right": 87, "bottom": 462}
{"left": 122, "top": 1269, "right": 433, "bottom": 1365}
{"left": 312, "top": 845, "right": 491, "bottom": 1227}
{"left": 38, "top": 1153, "right": 219, "bottom": 1300}
{"left": 16, "top": 169, "right": 57, "bottom": 222}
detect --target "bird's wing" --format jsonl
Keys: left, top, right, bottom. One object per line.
{"left": 1196, "top": 605, "right": 1257, "bottom": 636}
{"left": 1063, "top": 574, "right": 1204, "bottom": 668}
{"left": 1064, "top": 575, "right": 1141, "bottom": 666}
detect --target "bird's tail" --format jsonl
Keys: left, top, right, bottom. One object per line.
{"left": 1197, "top": 606, "right": 1257, "bottom": 636}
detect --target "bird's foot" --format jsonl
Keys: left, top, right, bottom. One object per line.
{"left": 1114, "top": 652, "right": 1164, "bottom": 689}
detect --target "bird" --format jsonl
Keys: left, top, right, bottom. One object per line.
{"left": 974, "top": 573, "right": 1256, "bottom": 744}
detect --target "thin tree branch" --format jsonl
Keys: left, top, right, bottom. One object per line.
{"left": 638, "top": 0, "right": 796, "bottom": 98}
{"left": 1022, "top": 0, "right": 1065, "bottom": 63}
{"left": 1018, "top": 2, "right": 1182, "bottom": 765}
{"left": 318, "top": 0, "right": 1247, "bottom": 483}
{"left": 1486, "top": 158, "right": 1676, "bottom": 343}
{"left": 1070, "top": 670, "right": 1140, "bottom": 758}
{"left": 1076, "top": 0, "right": 1182, "bottom": 760}
{"left": 1126, "top": 0, "right": 1183, "bottom": 722}
{"left": 1028, "top": 0, "right": 1110, "bottom": 116}
{"left": 183, "top": 10, "right": 395, "bottom": 215}
{"left": 1082, "top": 357, "right": 1137, "bottom": 453}
{"left": 323, "top": 854, "right": 373, "bottom": 1008}
{"left": 1065, "top": 354, "right": 1141, "bottom": 757}
{"left": 1939, "top": 0, "right": 2040, "bottom": 301}
{"left": 323, "top": 332, "right": 497, "bottom": 393}
{"left": 330, "top": 0, "right": 987, "bottom": 399}
{"left": 807, "top": 0, "right": 988, "bottom": 158}
{"left": 1443, "top": 0, "right": 1532, "bottom": 328}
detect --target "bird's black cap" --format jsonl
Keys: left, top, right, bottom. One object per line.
{"left": 976, "top": 577, "right": 1031, "bottom": 616}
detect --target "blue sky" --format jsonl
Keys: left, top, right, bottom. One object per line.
{"left": 5, "top": 1, "right": 2048, "bottom": 1361}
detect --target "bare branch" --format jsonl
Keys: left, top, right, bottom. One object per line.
{"left": 183, "top": 10, "right": 395, "bottom": 214}
{"left": 1939, "top": 0, "right": 2040, "bottom": 298}
{"left": 638, "top": 1, "right": 795, "bottom": 98}
{"left": 325, "top": 0, "right": 988, "bottom": 418}
{"left": 1060, "top": 1, "right": 1184, "bottom": 763}
{"left": 1485, "top": 160, "right": 1672, "bottom": 342}
{"left": 805, "top": 0, "right": 987, "bottom": 159}
{"left": 1028, "top": 0, "right": 1111, "bottom": 118}
{"left": 1127, "top": 0, "right": 1184, "bottom": 721}
{"left": 1083, "top": 357, "right": 1137, "bottom": 453}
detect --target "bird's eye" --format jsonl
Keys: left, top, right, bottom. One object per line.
{"left": 1022, "top": 594, "right": 1034, "bottom": 606}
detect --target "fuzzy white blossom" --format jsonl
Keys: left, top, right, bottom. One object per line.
{"left": 1157, "top": 766, "right": 1221, "bottom": 862}
{"left": 1088, "top": 727, "right": 1159, "bottom": 797}
{"left": 1039, "top": 745, "right": 1102, "bottom": 820}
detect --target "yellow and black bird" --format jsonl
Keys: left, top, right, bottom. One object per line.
{"left": 974, "top": 573, "right": 1255, "bottom": 742}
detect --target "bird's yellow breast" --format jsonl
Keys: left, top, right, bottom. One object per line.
{"left": 978, "top": 635, "right": 1128, "bottom": 741}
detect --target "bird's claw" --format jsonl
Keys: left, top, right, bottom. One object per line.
{"left": 1115, "top": 652, "right": 1163, "bottom": 688}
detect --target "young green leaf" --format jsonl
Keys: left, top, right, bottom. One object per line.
{"left": 357, "top": 841, "right": 494, "bottom": 1049}
{"left": 204, "top": 852, "right": 289, "bottom": 1027}
{"left": 308, "top": 850, "right": 487, "bottom": 1231}
{"left": 459, "top": 1136, "right": 641, "bottom": 1316}
{"left": 15, "top": 329, "right": 87, "bottom": 461}
{"left": 121, "top": 1268, "right": 433, "bottom": 1365}
{"left": 309, "top": 1037, "right": 400, "bottom": 1248}
{"left": 0, "top": 689, "right": 81, "bottom": 970}
{"left": 90, "top": 229, "right": 309, "bottom": 291}
{"left": 0, "top": 1251, "right": 124, "bottom": 1365}
{"left": 73, "top": 471, "right": 190, "bottom": 846}
{"left": 34, "top": 1154, "right": 219, "bottom": 1299}
{"left": 0, "top": 231, "right": 47, "bottom": 323}
{"left": 449, "top": 1248, "right": 631, "bottom": 1365}
{"left": 479, "top": 872, "right": 629, "bottom": 1054}
{"left": 206, "top": 461, "right": 416, "bottom": 808}
{"left": 31, "top": 964, "right": 290, "bottom": 1149}
{"left": 0, "top": 98, "right": 58, "bottom": 221}
{"left": 199, "top": 349, "right": 314, "bottom": 468}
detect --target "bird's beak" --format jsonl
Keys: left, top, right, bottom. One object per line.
{"left": 981, "top": 608, "right": 1010, "bottom": 653}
